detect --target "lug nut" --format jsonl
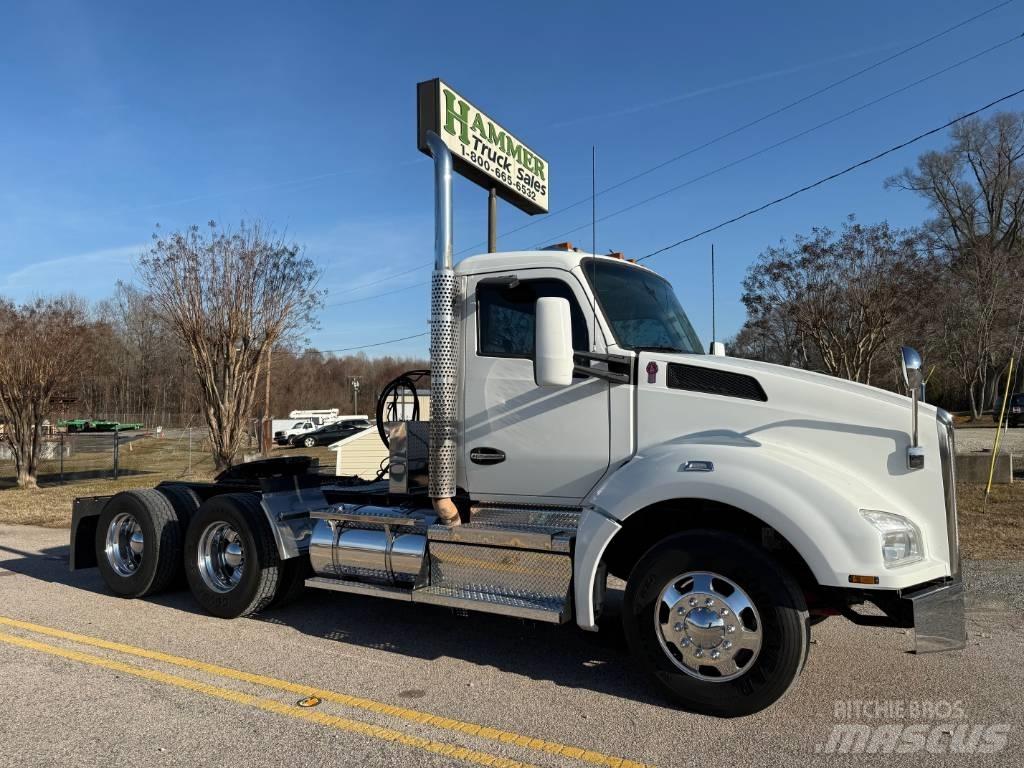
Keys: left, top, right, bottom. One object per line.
{"left": 726, "top": 625, "right": 736, "bottom": 633}
{"left": 673, "top": 622, "right": 684, "bottom": 632}
{"left": 680, "top": 638, "right": 691, "bottom": 647}
{"left": 720, "top": 609, "right": 730, "bottom": 616}
{"left": 677, "top": 606, "right": 686, "bottom": 615}
{"left": 704, "top": 598, "right": 714, "bottom": 606}
{"left": 689, "top": 598, "right": 698, "bottom": 607}
{"left": 693, "top": 649, "right": 703, "bottom": 658}
{"left": 710, "top": 650, "right": 721, "bottom": 660}
{"left": 723, "top": 640, "right": 733, "bottom": 650}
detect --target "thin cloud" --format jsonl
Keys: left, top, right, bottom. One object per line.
{"left": 121, "top": 158, "right": 428, "bottom": 214}
{"left": 0, "top": 242, "right": 144, "bottom": 298}
{"left": 551, "top": 44, "right": 895, "bottom": 128}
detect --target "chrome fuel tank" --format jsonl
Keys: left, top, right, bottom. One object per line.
{"left": 309, "top": 517, "right": 427, "bottom": 584}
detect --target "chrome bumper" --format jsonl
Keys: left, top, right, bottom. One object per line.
{"left": 903, "top": 577, "right": 966, "bottom": 653}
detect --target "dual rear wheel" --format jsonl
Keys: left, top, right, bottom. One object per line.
{"left": 95, "top": 490, "right": 306, "bottom": 617}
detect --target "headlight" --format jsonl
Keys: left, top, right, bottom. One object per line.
{"left": 860, "top": 510, "right": 923, "bottom": 568}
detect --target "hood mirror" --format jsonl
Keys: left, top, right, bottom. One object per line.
{"left": 901, "top": 346, "right": 923, "bottom": 391}
{"left": 900, "top": 346, "right": 924, "bottom": 470}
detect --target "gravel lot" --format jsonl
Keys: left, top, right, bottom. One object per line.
{"left": 955, "top": 426, "right": 1024, "bottom": 455}
{"left": 0, "top": 524, "right": 1022, "bottom": 767}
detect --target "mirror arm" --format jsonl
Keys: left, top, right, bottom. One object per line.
{"left": 574, "top": 350, "right": 633, "bottom": 366}
{"left": 573, "top": 365, "right": 630, "bottom": 384}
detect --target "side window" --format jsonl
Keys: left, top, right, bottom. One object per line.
{"left": 477, "top": 278, "right": 588, "bottom": 358}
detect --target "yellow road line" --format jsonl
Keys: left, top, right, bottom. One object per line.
{"left": 0, "top": 630, "right": 533, "bottom": 768}
{"left": 0, "top": 615, "right": 648, "bottom": 768}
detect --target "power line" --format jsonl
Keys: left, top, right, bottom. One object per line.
{"left": 325, "top": 280, "right": 426, "bottom": 308}
{"left": 531, "top": 32, "right": 1024, "bottom": 248}
{"left": 321, "top": 1, "right": 1016, "bottom": 305}
{"left": 327, "top": 30, "right": 1022, "bottom": 310}
{"left": 458, "top": 0, "right": 1017, "bottom": 252}
{"left": 312, "top": 332, "right": 429, "bottom": 355}
{"left": 329, "top": 263, "right": 430, "bottom": 298}
{"left": 638, "top": 86, "right": 1024, "bottom": 262}
{"left": 307, "top": 88, "right": 1024, "bottom": 356}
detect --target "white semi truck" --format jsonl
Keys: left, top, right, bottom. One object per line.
{"left": 69, "top": 132, "right": 964, "bottom": 717}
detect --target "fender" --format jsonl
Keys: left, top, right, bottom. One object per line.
{"left": 258, "top": 483, "right": 322, "bottom": 560}
{"left": 573, "top": 438, "right": 951, "bottom": 630}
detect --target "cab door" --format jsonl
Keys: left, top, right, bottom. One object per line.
{"left": 461, "top": 270, "right": 610, "bottom": 503}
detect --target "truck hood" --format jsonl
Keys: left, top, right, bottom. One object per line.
{"left": 632, "top": 351, "right": 946, "bottom": 532}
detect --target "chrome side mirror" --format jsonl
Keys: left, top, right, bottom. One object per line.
{"left": 900, "top": 346, "right": 924, "bottom": 470}
{"left": 901, "top": 346, "right": 923, "bottom": 391}
{"left": 535, "top": 297, "right": 574, "bottom": 387}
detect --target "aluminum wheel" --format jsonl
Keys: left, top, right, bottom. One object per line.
{"left": 197, "top": 522, "right": 245, "bottom": 593}
{"left": 104, "top": 512, "right": 144, "bottom": 576}
{"left": 655, "top": 571, "right": 762, "bottom": 682}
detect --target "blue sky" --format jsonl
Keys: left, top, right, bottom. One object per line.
{"left": 2, "top": 0, "right": 1022, "bottom": 357}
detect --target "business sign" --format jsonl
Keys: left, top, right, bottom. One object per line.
{"left": 417, "top": 78, "right": 549, "bottom": 215}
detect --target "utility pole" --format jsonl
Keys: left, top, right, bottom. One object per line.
{"left": 262, "top": 346, "right": 273, "bottom": 456}
{"left": 711, "top": 244, "right": 717, "bottom": 343}
{"left": 350, "top": 376, "right": 361, "bottom": 415}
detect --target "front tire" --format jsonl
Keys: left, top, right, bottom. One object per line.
{"left": 184, "top": 494, "right": 280, "bottom": 618}
{"left": 622, "top": 530, "right": 809, "bottom": 717}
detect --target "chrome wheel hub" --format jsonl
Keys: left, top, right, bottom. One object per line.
{"left": 105, "top": 513, "right": 144, "bottom": 576}
{"left": 197, "top": 522, "right": 245, "bottom": 593}
{"left": 656, "top": 571, "right": 762, "bottom": 681}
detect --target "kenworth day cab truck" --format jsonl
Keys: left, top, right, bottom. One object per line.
{"left": 68, "top": 131, "right": 965, "bottom": 718}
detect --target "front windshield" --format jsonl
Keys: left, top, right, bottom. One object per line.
{"left": 583, "top": 258, "right": 703, "bottom": 353}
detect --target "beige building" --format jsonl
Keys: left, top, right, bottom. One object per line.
{"left": 329, "top": 393, "right": 429, "bottom": 479}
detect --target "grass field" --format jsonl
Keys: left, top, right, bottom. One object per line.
{"left": 954, "top": 482, "right": 1024, "bottom": 559}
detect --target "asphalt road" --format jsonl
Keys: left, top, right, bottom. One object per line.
{"left": 0, "top": 524, "right": 1021, "bottom": 768}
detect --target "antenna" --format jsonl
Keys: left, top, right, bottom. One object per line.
{"left": 592, "top": 145, "right": 596, "bottom": 258}
{"left": 711, "top": 243, "right": 717, "bottom": 342}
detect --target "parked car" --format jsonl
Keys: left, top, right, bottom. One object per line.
{"left": 274, "top": 420, "right": 317, "bottom": 446}
{"left": 289, "top": 419, "right": 371, "bottom": 448}
{"left": 1006, "top": 393, "right": 1024, "bottom": 427}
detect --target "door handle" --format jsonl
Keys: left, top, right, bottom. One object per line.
{"left": 470, "top": 447, "right": 506, "bottom": 465}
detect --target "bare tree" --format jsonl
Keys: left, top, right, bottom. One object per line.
{"left": 740, "top": 217, "right": 929, "bottom": 385}
{"left": 887, "top": 111, "right": 1024, "bottom": 417}
{"left": 139, "top": 221, "right": 322, "bottom": 469}
{"left": 0, "top": 297, "right": 90, "bottom": 488}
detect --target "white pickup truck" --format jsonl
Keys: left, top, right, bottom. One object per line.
{"left": 69, "top": 132, "right": 963, "bottom": 717}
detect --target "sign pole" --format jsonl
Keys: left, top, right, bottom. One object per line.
{"left": 487, "top": 187, "right": 497, "bottom": 252}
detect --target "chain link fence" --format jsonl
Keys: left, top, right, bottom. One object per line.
{"left": 1, "top": 421, "right": 339, "bottom": 488}
{"left": 0, "top": 428, "right": 222, "bottom": 487}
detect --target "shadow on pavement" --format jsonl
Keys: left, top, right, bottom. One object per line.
{"left": 0, "top": 542, "right": 668, "bottom": 707}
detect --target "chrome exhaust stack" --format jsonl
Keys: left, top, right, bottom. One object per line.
{"left": 424, "top": 131, "right": 460, "bottom": 523}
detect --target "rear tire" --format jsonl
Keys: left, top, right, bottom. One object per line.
{"left": 95, "top": 490, "right": 183, "bottom": 598}
{"left": 184, "top": 493, "right": 280, "bottom": 618}
{"left": 156, "top": 484, "right": 203, "bottom": 586}
{"left": 156, "top": 484, "right": 202, "bottom": 532}
{"left": 622, "top": 530, "right": 809, "bottom": 717}
{"left": 303, "top": 436, "right": 316, "bottom": 448}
